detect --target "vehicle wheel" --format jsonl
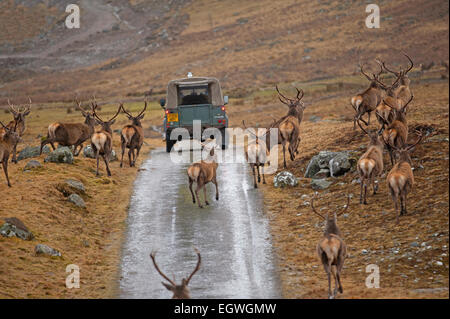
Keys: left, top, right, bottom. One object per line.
{"left": 220, "top": 128, "right": 228, "bottom": 149}
{"left": 166, "top": 139, "right": 175, "bottom": 152}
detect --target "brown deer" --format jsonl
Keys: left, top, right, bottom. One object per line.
{"left": 40, "top": 99, "right": 96, "bottom": 156}
{"left": 351, "top": 64, "right": 386, "bottom": 129}
{"left": 310, "top": 194, "right": 350, "bottom": 299}
{"left": 356, "top": 120, "right": 384, "bottom": 204}
{"left": 120, "top": 101, "right": 147, "bottom": 168}
{"left": 150, "top": 248, "right": 201, "bottom": 299}
{"left": 0, "top": 121, "right": 21, "bottom": 187}
{"left": 374, "top": 72, "right": 402, "bottom": 127}
{"left": 386, "top": 131, "right": 424, "bottom": 224}
{"left": 379, "top": 95, "right": 414, "bottom": 166}
{"left": 242, "top": 120, "right": 269, "bottom": 188}
{"left": 187, "top": 140, "right": 220, "bottom": 208}
{"left": 275, "top": 86, "right": 305, "bottom": 168}
{"left": 1, "top": 98, "right": 32, "bottom": 163}
{"left": 91, "top": 103, "right": 122, "bottom": 176}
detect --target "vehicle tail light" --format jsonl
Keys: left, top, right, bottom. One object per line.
{"left": 165, "top": 110, "right": 169, "bottom": 114}
{"left": 221, "top": 106, "right": 226, "bottom": 111}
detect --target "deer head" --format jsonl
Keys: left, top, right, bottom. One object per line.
{"left": 310, "top": 194, "right": 350, "bottom": 237}
{"left": 356, "top": 119, "right": 384, "bottom": 146}
{"left": 382, "top": 95, "right": 414, "bottom": 124}
{"left": 376, "top": 53, "right": 414, "bottom": 87}
{"left": 75, "top": 98, "right": 97, "bottom": 127}
{"left": 360, "top": 63, "right": 386, "bottom": 90}
{"left": 0, "top": 121, "right": 21, "bottom": 144}
{"left": 92, "top": 100, "right": 122, "bottom": 134}
{"left": 276, "top": 85, "right": 306, "bottom": 118}
{"left": 7, "top": 98, "right": 31, "bottom": 124}
{"left": 150, "top": 248, "right": 201, "bottom": 299}
{"left": 384, "top": 130, "right": 424, "bottom": 165}
{"left": 242, "top": 120, "right": 269, "bottom": 144}
{"left": 121, "top": 101, "right": 147, "bottom": 127}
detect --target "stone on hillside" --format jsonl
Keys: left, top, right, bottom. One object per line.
{"left": 311, "top": 178, "right": 333, "bottom": 190}
{"left": 83, "top": 145, "right": 118, "bottom": 161}
{"left": 0, "top": 217, "right": 34, "bottom": 240}
{"left": 56, "top": 179, "right": 86, "bottom": 197}
{"left": 23, "top": 160, "right": 42, "bottom": 171}
{"left": 313, "top": 168, "right": 330, "bottom": 179}
{"left": 305, "top": 151, "right": 337, "bottom": 178}
{"left": 44, "top": 147, "right": 73, "bottom": 164}
{"left": 17, "top": 145, "right": 50, "bottom": 161}
{"left": 329, "top": 153, "right": 351, "bottom": 177}
{"left": 67, "top": 194, "right": 86, "bottom": 208}
{"left": 273, "top": 171, "right": 298, "bottom": 188}
{"left": 35, "top": 244, "right": 61, "bottom": 257}
{"left": 305, "top": 151, "right": 353, "bottom": 178}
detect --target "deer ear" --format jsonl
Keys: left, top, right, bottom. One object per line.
{"left": 162, "top": 282, "right": 175, "bottom": 291}
{"left": 109, "top": 119, "right": 116, "bottom": 125}
{"left": 138, "top": 113, "right": 145, "bottom": 119}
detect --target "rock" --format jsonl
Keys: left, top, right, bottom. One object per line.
{"left": 361, "top": 249, "right": 369, "bottom": 255}
{"left": 410, "top": 242, "right": 420, "bottom": 247}
{"left": 56, "top": 179, "right": 86, "bottom": 197}
{"left": 313, "top": 169, "right": 330, "bottom": 179}
{"left": 329, "top": 153, "right": 351, "bottom": 177}
{"left": 44, "top": 147, "right": 73, "bottom": 164}
{"left": 273, "top": 171, "right": 298, "bottom": 188}
{"left": 304, "top": 151, "right": 337, "bottom": 178}
{"left": 83, "top": 145, "right": 118, "bottom": 162}
{"left": 311, "top": 178, "right": 333, "bottom": 190}
{"left": 67, "top": 194, "right": 86, "bottom": 208}
{"left": 0, "top": 217, "right": 34, "bottom": 240}
{"left": 17, "top": 145, "right": 50, "bottom": 161}
{"left": 309, "top": 115, "right": 321, "bottom": 122}
{"left": 436, "top": 261, "right": 443, "bottom": 266}
{"left": 23, "top": 160, "right": 42, "bottom": 171}
{"left": 35, "top": 244, "right": 61, "bottom": 257}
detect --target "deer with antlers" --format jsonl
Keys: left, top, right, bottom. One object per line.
{"left": 386, "top": 131, "right": 424, "bottom": 224}
{"left": 120, "top": 101, "right": 147, "bottom": 168}
{"left": 310, "top": 194, "right": 350, "bottom": 299}
{"left": 1, "top": 98, "right": 32, "bottom": 163}
{"left": 379, "top": 95, "right": 414, "bottom": 166}
{"left": 40, "top": 99, "right": 96, "bottom": 156}
{"left": 374, "top": 72, "right": 403, "bottom": 128}
{"left": 242, "top": 120, "right": 269, "bottom": 188}
{"left": 187, "top": 140, "right": 220, "bottom": 208}
{"left": 356, "top": 120, "right": 384, "bottom": 204}
{"left": 0, "top": 121, "right": 21, "bottom": 187}
{"left": 91, "top": 102, "right": 122, "bottom": 177}
{"left": 150, "top": 248, "right": 201, "bottom": 299}
{"left": 274, "top": 85, "right": 306, "bottom": 168}
{"left": 351, "top": 64, "right": 386, "bottom": 129}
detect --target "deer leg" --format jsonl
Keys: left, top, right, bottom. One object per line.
{"left": 393, "top": 194, "right": 400, "bottom": 225}
{"left": 136, "top": 146, "right": 141, "bottom": 161}
{"left": 189, "top": 177, "right": 196, "bottom": 204}
{"left": 96, "top": 151, "right": 100, "bottom": 176}
{"left": 282, "top": 141, "right": 287, "bottom": 169}
{"left": 331, "top": 265, "right": 339, "bottom": 298}
{"left": 363, "top": 182, "right": 368, "bottom": 205}
{"left": 359, "top": 178, "right": 364, "bottom": 204}
{"left": 256, "top": 163, "right": 261, "bottom": 184}
{"left": 195, "top": 182, "right": 203, "bottom": 208}
{"left": 251, "top": 164, "right": 257, "bottom": 188}
{"left": 103, "top": 154, "right": 112, "bottom": 177}
{"left": 73, "top": 143, "right": 82, "bottom": 156}
{"left": 212, "top": 176, "right": 219, "bottom": 200}
{"left": 262, "top": 165, "right": 266, "bottom": 184}
{"left": 2, "top": 160, "right": 11, "bottom": 187}
{"left": 373, "top": 177, "right": 378, "bottom": 195}
{"left": 325, "top": 264, "right": 332, "bottom": 299}
{"left": 402, "top": 193, "right": 408, "bottom": 216}
{"left": 40, "top": 138, "right": 52, "bottom": 154}
{"left": 132, "top": 148, "right": 137, "bottom": 166}
{"left": 120, "top": 143, "right": 125, "bottom": 168}
{"left": 203, "top": 184, "right": 209, "bottom": 206}
{"left": 12, "top": 143, "right": 18, "bottom": 164}
{"left": 128, "top": 149, "right": 133, "bottom": 167}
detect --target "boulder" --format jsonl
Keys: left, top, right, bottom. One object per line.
{"left": 329, "top": 153, "right": 351, "bottom": 177}
{"left": 273, "top": 171, "right": 298, "bottom": 188}
{"left": 17, "top": 145, "right": 50, "bottom": 161}
{"left": 67, "top": 194, "right": 86, "bottom": 208}
{"left": 311, "top": 178, "right": 333, "bottom": 190}
{"left": 44, "top": 147, "right": 73, "bottom": 164}
{"left": 23, "top": 160, "right": 42, "bottom": 171}
{"left": 83, "top": 145, "right": 118, "bottom": 162}
{"left": 305, "top": 151, "right": 353, "bottom": 178}
{"left": 56, "top": 179, "right": 86, "bottom": 197}
{"left": 313, "top": 168, "right": 330, "bottom": 179}
{"left": 305, "top": 151, "right": 337, "bottom": 178}
{"left": 0, "top": 217, "right": 34, "bottom": 240}
{"left": 35, "top": 244, "right": 61, "bottom": 257}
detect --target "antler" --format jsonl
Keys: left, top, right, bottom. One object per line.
{"left": 295, "top": 87, "right": 304, "bottom": 101}
{"left": 275, "top": 85, "right": 290, "bottom": 105}
{"left": 121, "top": 103, "right": 133, "bottom": 117}
{"left": 406, "top": 130, "right": 424, "bottom": 151}
{"left": 150, "top": 251, "right": 177, "bottom": 286}
{"left": 74, "top": 98, "right": 87, "bottom": 116}
{"left": 356, "top": 119, "right": 370, "bottom": 136}
{"left": 310, "top": 196, "right": 326, "bottom": 220}
{"left": 185, "top": 248, "right": 201, "bottom": 286}
{"left": 337, "top": 194, "right": 351, "bottom": 216}
{"left": 93, "top": 103, "right": 122, "bottom": 123}
{"left": 0, "top": 121, "right": 9, "bottom": 130}
{"left": 7, "top": 99, "right": 18, "bottom": 115}
{"left": 403, "top": 52, "right": 414, "bottom": 74}
{"left": 359, "top": 64, "right": 373, "bottom": 81}
{"left": 137, "top": 100, "right": 148, "bottom": 118}
{"left": 378, "top": 59, "right": 400, "bottom": 76}
{"left": 400, "top": 95, "right": 414, "bottom": 113}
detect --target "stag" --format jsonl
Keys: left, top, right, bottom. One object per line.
{"left": 150, "top": 248, "right": 201, "bottom": 299}
{"left": 242, "top": 120, "right": 269, "bottom": 188}
{"left": 91, "top": 102, "right": 122, "bottom": 176}
{"left": 120, "top": 101, "right": 146, "bottom": 168}
{"left": 386, "top": 131, "right": 424, "bottom": 224}
{"left": 274, "top": 86, "right": 306, "bottom": 168}
{"left": 310, "top": 194, "right": 350, "bottom": 299}
{"left": 40, "top": 99, "right": 96, "bottom": 156}
{"left": 351, "top": 64, "right": 386, "bottom": 129}
{"left": 1, "top": 98, "right": 32, "bottom": 163}
{"left": 187, "top": 140, "right": 220, "bottom": 208}
{"left": 0, "top": 121, "right": 21, "bottom": 187}
{"left": 356, "top": 120, "right": 384, "bottom": 204}
{"left": 374, "top": 73, "right": 402, "bottom": 127}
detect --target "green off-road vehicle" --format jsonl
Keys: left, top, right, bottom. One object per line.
{"left": 160, "top": 76, "right": 229, "bottom": 152}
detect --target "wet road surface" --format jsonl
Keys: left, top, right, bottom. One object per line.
{"left": 119, "top": 146, "right": 282, "bottom": 298}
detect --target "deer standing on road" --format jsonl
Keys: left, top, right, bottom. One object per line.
{"left": 91, "top": 102, "right": 122, "bottom": 176}
{"left": 40, "top": 99, "right": 96, "bottom": 156}
{"left": 150, "top": 248, "right": 201, "bottom": 299}
{"left": 187, "top": 140, "right": 220, "bottom": 208}
{"left": 120, "top": 102, "right": 146, "bottom": 168}
{"left": 356, "top": 120, "right": 384, "bottom": 204}
{"left": 386, "top": 131, "right": 424, "bottom": 224}
{"left": 310, "top": 194, "right": 350, "bottom": 299}
{"left": 242, "top": 120, "right": 269, "bottom": 188}
{"left": 0, "top": 121, "right": 21, "bottom": 187}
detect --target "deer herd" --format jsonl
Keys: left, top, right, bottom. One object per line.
{"left": 0, "top": 53, "right": 434, "bottom": 299}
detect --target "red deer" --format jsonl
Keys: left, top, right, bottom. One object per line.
{"left": 150, "top": 248, "right": 201, "bottom": 299}
{"left": 386, "top": 131, "right": 424, "bottom": 224}
{"left": 374, "top": 73, "right": 402, "bottom": 127}
{"left": 351, "top": 64, "right": 386, "bottom": 129}
{"left": 120, "top": 101, "right": 147, "bottom": 168}
{"left": 275, "top": 86, "right": 305, "bottom": 168}
{"left": 40, "top": 100, "right": 96, "bottom": 156}
{"left": 0, "top": 121, "right": 21, "bottom": 187}
{"left": 356, "top": 120, "right": 384, "bottom": 204}
{"left": 91, "top": 103, "right": 122, "bottom": 176}
{"left": 310, "top": 194, "right": 350, "bottom": 299}
{"left": 187, "top": 140, "right": 220, "bottom": 208}
{"left": 379, "top": 95, "right": 414, "bottom": 166}
{"left": 242, "top": 120, "right": 269, "bottom": 188}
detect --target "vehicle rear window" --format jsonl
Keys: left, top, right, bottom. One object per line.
{"left": 178, "top": 85, "right": 211, "bottom": 105}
